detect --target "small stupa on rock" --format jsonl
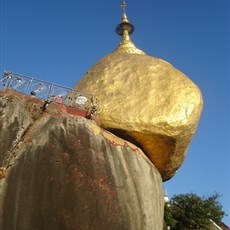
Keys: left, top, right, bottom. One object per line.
{"left": 75, "top": 1, "right": 203, "bottom": 181}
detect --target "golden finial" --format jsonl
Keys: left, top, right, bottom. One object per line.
{"left": 121, "top": 0, "right": 127, "bottom": 13}
{"left": 114, "top": 0, "right": 145, "bottom": 54}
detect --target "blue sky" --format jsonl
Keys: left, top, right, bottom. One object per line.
{"left": 1, "top": 0, "right": 229, "bottom": 225}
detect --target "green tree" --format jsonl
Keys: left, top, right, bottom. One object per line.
{"left": 164, "top": 193, "right": 225, "bottom": 230}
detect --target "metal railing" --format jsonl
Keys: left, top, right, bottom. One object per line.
{"left": 1, "top": 71, "right": 99, "bottom": 116}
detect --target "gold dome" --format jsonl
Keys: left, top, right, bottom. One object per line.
{"left": 74, "top": 5, "right": 203, "bottom": 181}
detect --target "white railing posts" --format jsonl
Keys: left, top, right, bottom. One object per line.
{"left": 1, "top": 71, "right": 99, "bottom": 116}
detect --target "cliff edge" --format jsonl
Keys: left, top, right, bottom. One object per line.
{"left": 0, "top": 89, "right": 164, "bottom": 230}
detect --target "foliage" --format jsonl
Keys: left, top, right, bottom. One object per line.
{"left": 164, "top": 193, "right": 225, "bottom": 230}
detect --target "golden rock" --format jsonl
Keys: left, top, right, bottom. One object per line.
{"left": 74, "top": 12, "right": 203, "bottom": 181}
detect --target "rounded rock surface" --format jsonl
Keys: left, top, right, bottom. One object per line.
{"left": 75, "top": 52, "right": 203, "bottom": 181}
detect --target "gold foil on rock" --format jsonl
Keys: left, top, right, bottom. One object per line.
{"left": 75, "top": 52, "right": 203, "bottom": 181}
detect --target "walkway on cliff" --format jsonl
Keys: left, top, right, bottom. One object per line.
{"left": 0, "top": 71, "right": 99, "bottom": 117}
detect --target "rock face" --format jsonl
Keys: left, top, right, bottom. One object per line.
{"left": 0, "top": 90, "right": 164, "bottom": 230}
{"left": 75, "top": 52, "right": 203, "bottom": 181}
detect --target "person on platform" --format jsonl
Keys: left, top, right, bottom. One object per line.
{"left": 75, "top": 95, "right": 88, "bottom": 109}
{"left": 56, "top": 95, "right": 63, "bottom": 103}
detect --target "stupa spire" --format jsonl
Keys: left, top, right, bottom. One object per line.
{"left": 121, "top": 0, "right": 127, "bottom": 13}
{"left": 114, "top": 0, "right": 145, "bottom": 54}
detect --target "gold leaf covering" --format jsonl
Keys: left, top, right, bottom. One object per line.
{"left": 75, "top": 51, "right": 203, "bottom": 181}
{"left": 74, "top": 7, "right": 203, "bottom": 181}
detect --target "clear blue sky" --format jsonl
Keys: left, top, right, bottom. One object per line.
{"left": 1, "top": 0, "right": 229, "bottom": 225}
